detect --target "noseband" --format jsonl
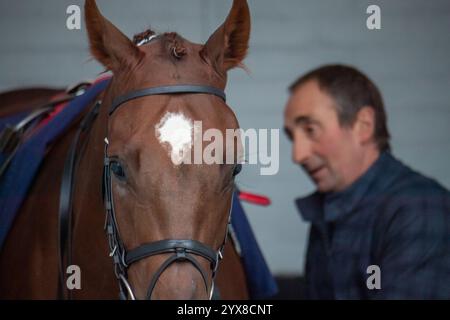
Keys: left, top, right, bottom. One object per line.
{"left": 59, "top": 84, "right": 232, "bottom": 300}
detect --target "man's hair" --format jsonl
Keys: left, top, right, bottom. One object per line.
{"left": 289, "top": 64, "right": 391, "bottom": 152}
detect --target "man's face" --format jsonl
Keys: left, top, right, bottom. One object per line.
{"left": 284, "top": 80, "right": 362, "bottom": 193}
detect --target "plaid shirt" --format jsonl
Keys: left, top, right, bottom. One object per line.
{"left": 296, "top": 152, "right": 450, "bottom": 299}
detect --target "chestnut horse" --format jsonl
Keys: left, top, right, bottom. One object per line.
{"left": 0, "top": 0, "right": 251, "bottom": 299}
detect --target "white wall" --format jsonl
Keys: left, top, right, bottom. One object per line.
{"left": 1, "top": 0, "right": 449, "bottom": 275}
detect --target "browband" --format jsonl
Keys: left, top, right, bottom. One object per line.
{"left": 109, "top": 85, "right": 226, "bottom": 116}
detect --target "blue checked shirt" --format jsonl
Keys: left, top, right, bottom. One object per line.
{"left": 296, "top": 152, "right": 450, "bottom": 299}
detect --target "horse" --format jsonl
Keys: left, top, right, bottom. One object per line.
{"left": 0, "top": 0, "right": 252, "bottom": 300}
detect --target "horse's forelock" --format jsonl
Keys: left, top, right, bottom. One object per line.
{"left": 133, "top": 30, "right": 188, "bottom": 60}
{"left": 132, "top": 29, "right": 156, "bottom": 45}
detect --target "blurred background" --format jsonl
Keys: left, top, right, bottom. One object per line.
{"left": 1, "top": 0, "right": 449, "bottom": 298}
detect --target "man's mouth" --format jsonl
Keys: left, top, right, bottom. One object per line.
{"left": 309, "top": 166, "right": 325, "bottom": 178}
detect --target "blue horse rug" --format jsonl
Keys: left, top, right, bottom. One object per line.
{"left": 0, "top": 79, "right": 278, "bottom": 299}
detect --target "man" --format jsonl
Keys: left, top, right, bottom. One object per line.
{"left": 284, "top": 65, "right": 450, "bottom": 299}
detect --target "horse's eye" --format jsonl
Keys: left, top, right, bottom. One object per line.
{"left": 110, "top": 161, "right": 127, "bottom": 181}
{"left": 233, "top": 164, "right": 242, "bottom": 177}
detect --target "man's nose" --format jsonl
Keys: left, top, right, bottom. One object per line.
{"left": 292, "top": 137, "right": 312, "bottom": 165}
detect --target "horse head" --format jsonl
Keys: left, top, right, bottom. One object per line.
{"left": 84, "top": 0, "right": 250, "bottom": 300}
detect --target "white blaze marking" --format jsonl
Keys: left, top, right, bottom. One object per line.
{"left": 155, "top": 112, "right": 193, "bottom": 165}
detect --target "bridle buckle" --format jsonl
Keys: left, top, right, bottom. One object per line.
{"left": 175, "top": 247, "right": 187, "bottom": 260}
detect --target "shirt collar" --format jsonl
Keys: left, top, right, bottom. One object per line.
{"left": 296, "top": 151, "right": 395, "bottom": 223}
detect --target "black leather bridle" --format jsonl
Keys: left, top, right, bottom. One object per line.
{"left": 59, "top": 84, "right": 234, "bottom": 300}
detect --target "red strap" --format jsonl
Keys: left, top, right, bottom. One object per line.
{"left": 238, "top": 191, "right": 271, "bottom": 206}
{"left": 35, "top": 75, "right": 112, "bottom": 131}
{"left": 37, "top": 98, "right": 69, "bottom": 129}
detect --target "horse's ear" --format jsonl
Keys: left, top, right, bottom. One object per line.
{"left": 200, "top": 0, "right": 251, "bottom": 73}
{"left": 85, "top": 0, "right": 142, "bottom": 71}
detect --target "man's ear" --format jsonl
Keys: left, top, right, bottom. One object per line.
{"left": 85, "top": 0, "right": 142, "bottom": 71}
{"left": 354, "top": 106, "right": 376, "bottom": 144}
{"left": 200, "top": 0, "right": 251, "bottom": 74}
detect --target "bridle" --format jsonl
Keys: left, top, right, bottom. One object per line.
{"left": 59, "top": 83, "right": 233, "bottom": 300}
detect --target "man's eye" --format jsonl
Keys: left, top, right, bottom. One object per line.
{"left": 111, "top": 161, "right": 127, "bottom": 181}
{"left": 305, "top": 125, "right": 318, "bottom": 137}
